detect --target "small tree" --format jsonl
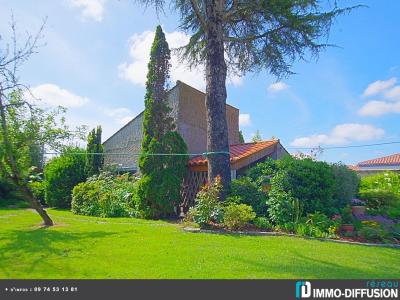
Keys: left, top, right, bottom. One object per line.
{"left": 238, "top": 130, "right": 245, "bottom": 143}
{"left": 85, "top": 126, "right": 103, "bottom": 177}
{"left": 251, "top": 130, "right": 262, "bottom": 142}
{"left": 0, "top": 17, "right": 84, "bottom": 225}
{"left": 137, "top": 25, "right": 188, "bottom": 218}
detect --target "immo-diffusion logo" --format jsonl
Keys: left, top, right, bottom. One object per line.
{"left": 295, "top": 280, "right": 399, "bottom": 299}
{"left": 296, "top": 281, "right": 311, "bottom": 298}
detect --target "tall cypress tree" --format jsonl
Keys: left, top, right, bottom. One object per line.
{"left": 137, "top": 25, "right": 188, "bottom": 219}
{"left": 85, "top": 126, "right": 103, "bottom": 177}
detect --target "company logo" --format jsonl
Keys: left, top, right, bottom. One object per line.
{"left": 296, "top": 281, "right": 311, "bottom": 298}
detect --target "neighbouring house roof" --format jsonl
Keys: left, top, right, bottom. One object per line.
{"left": 358, "top": 153, "right": 400, "bottom": 167}
{"left": 348, "top": 165, "right": 360, "bottom": 171}
{"left": 188, "top": 140, "right": 279, "bottom": 171}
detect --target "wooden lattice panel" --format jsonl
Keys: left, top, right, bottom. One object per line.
{"left": 180, "top": 170, "right": 208, "bottom": 213}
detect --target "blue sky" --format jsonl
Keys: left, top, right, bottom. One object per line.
{"left": 1, "top": 0, "right": 399, "bottom": 165}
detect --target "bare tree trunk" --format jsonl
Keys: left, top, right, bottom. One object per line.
{"left": 0, "top": 95, "right": 53, "bottom": 226}
{"left": 205, "top": 0, "right": 231, "bottom": 193}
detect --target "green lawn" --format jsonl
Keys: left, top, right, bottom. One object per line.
{"left": 0, "top": 208, "right": 399, "bottom": 279}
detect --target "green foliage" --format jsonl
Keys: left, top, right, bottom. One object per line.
{"left": 266, "top": 172, "right": 301, "bottom": 226}
{"left": 275, "top": 157, "right": 335, "bottom": 215}
{"left": 223, "top": 204, "right": 256, "bottom": 231}
{"left": 358, "top": 190, "right": 399, "bottom": 210}
{"left": 246, "top": 158, "right": 278, "bottom": 187}
{"left": 71, "top": 172, "right": 137, "bottom": 218}
{"left": 251, "top": 130, "right": 262, "bottom": 142}
{"left": 340, "top": 206, "right": 355, "bottom": 225}
{"left": 137, "top": 25, "right": 188, "bottom": 219}
{"left": 44, "top": 148, "right": 86, "bottom": 208}
{"left": 238, "top": 130, "right": 245, "bottom": 143}
{"left": 137, "top": 132, "right": 188, "bottom": 218}
{"left": 305, "top": 211, "right": 332, "bottom": 233}
{"left": 359, "top": 221, "right": 388, "bottom": 242}
{"left": 253, "top": 216, "right": 273, "bottom": 230}
{"left": 85, "top": 126, "right": 103, "bottom": 177}
{"left": 28, "top": 181, "right": 45, "bottom": 204}
{"left": 227, "top": 177, "right": 267, "bottom": 216}
{"left": 360, "top": 172, "right": 400, "bottom": 194}
{"left": 189, "top": 177, "right": 223, "bottom": 227}
{"left": 331, "top": 163, "right": 360, "bottom": 209}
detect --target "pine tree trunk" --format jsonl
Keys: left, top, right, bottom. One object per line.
{"left": 0, "top": 95, "right": 53, "bottom": 226}
{"left": 205, "top": 0, "right": 231, "bottom": 193}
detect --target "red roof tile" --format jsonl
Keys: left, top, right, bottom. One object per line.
{"left": 358, "top": 153, "right": 400, "bottom": 167}
{"left": 347, "top": 165, "right": 360, "bottom": 171}
{"left": 189, "top": 140, "right": 278, "bottom": 167}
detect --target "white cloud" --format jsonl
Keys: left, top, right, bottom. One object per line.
{"left": 119, "top": 29, "right": 242, "bottom": 90}
{"left": 290, "top": 123, "right": 385, "bottom": 147}
{"left": 358, "top": 100, "right": 400, "bottom": 117}
{"left": 384, "top": 85, "right": 400, "bottom": 101}
{"left": 267, "top": 81, "right": 289, "bottom": 93}
{"left": 28, "top": 84, "right": 89, "bottom": 108}
{"left": 239, "top": 113, "right": 251, "bottom": 127}
{"left": 362, "top": 77, "right": 397, "bottom": 97}
{"left": 359, "top": 77, "right": 400, "bottom": 117}
{"left": 69, "top": 0, "right": 105, "bottom": 22}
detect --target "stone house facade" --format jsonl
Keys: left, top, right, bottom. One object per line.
{"left": 103, "top": 81, "right": 240, "bottom": 171}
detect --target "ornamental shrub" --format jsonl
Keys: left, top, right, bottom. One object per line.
{"left": 331, "top": 163, "right": 359, "bottom": 209}
{"left": 227, "top": 177, "right": 267, "bottom": 216}
{"left": 189, "top": 176, "right": 223, "bottom": 227}
{"left": 360, "top": 172, "right": 400, "bottom": 194}
{"left": 253, "top": 216, "right": 273, "bottom": 230}
{"left": 358, "top": 190, "right": 399, "bottom": 210}
{"left": 71, "top": 172, "right": 137, "bottom": 217}
{"left": 223, "top": 204, "right": 256, "bottom": 230}
{"left": 44, "top": 148, "right": 86, "bottom": 208}
{"left": 276, "top": 157, "right": 335, "bottom": 215}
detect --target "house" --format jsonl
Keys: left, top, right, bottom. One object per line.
{"left": 349, "top": 153, "right": 400, "bottom": 177}
{"left": 103, "top": 80, "right": 240, "bottom": 172}
{"left": 103, "top": 80, "right": 289, "bottom": 209}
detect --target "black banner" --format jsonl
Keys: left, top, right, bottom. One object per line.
{"left": 0, "top": 279, "right": 399, "bottom": 300}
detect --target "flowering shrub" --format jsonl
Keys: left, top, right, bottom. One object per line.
{"left": 71, "top": 172, "right": 137, "bottom": 217}
{"left": 189, "top": 176, "right": 223, "bottom": 227}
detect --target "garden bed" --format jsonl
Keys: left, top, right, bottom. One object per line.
{"left": 183, "top": 226, "right": 400, "bottom": 249}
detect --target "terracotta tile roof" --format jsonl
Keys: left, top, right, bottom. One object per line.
{"left": 347, "top": 165, "right": 360, "bottom": 171}
{"left": 189, "top": 140, "right": 278, "bottom": 167}
{"left": 358, "top": 153, "right": 400, "bottom": 167}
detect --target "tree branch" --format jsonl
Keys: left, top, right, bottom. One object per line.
{"left": 190, "top": 0, "right": 207, "bottom": 31}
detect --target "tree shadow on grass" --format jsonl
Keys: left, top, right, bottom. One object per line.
{"left": 233, "top": 249, "right": 400, "bottom": 279}
{"left": 0, "top": 228, "right": 117, "bottom": 278}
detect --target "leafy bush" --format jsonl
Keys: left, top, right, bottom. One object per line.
{"left": 340, "top": 206, "right": 355, "bottom": 225}
{"left": 275, "top": 157, "right": 335, "bottom": 215}
{"left": 29, "top": 181, "right": 45, "bottom": 204}
{"left": 266, "top": 171, "right": 302, "bottom": 226}
{"left": 189, "top": 176, "right": 223, "bottom": 227}
{"left": 71, "top": 172, "right": 137, "bottom": 217}
{"left": 246, "top": 158, "right": 278, "bottom": 187}
{"left": 223, "top": 204, "right": 256, "bottom": 230}
{"left": 305, "top": 211, "right": 332, "bottom": 232}
{"left": 331, "top": 163, "right": 359, "bottom": 209}
{"left": 227, "top": 177, "right": 267, "bottom": 216}
{"left": 358, "top": 190, "right": 399, "bottom": 210}
{"left": 44, "top": 148, "right": 86, "bottom": 208}
{"left": 360, "top": 172, "right": 400, "bottom": 194}
{"left": 253, "top": 216, "right": 273, "bottom": 230}
{"left": 359, "top": 221, "right": 388, "bottom": 242}
{"left": 0, "top": 176, "right": 17, "bottom": 200}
